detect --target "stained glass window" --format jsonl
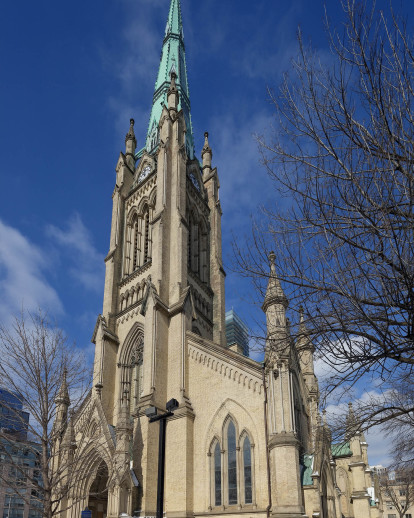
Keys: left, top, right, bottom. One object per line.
{"left": 214, "top": 443, "right": 221, "bottom": 506}
{"left": 243, "top": 436, "right": 252, "bottom": 504}
{"left": 227, "top": 421, "right": 237, "bottom": 505}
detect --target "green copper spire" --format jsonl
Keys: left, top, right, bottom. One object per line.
{"left": 142, "top": 0, "right": 194, "bottom": 159}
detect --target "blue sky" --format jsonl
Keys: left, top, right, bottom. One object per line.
{"left": 1, "top": 0, "right": 413, "bottom": 465}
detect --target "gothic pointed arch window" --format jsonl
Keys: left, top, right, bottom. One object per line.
{"left": 242, "top": 435, "right": 253, "bottom": 504}
{"left": 119, "top": 325, "right": 144, "bottom": 412}
{"left": 124, "top": 194, "right": 155, "bottom": 277}
{"left": 187, "top": 207, "right": 209, "bottom": 284}
{"left": 124, "top": 210, "right": 141, "bottom": 276}
{"left": 227, "top": 420, "right": 238, "bottom": 505}
{"left": 208, "top": 417, "right": 255, "bottom": 509}
{"left": 210, "top": 440, "right": 222, "bottom": 507}
{"left": 142, "top": 203, "right": 152, "bottom": 264}
{"left": 129, "top": 339, "right": 144, "bottom": 412}
{"left": 199, "top": 219, "right": 209, "bottom": 284}
{"left": 132, "top": 215, "right": 140, "bottom": 271}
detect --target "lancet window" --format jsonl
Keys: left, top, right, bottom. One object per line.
{"left": 119, "top": 324, "right": 144, "bottom": 414}
{"left": 187, "top": 208, "right": 209, "bottom": 284}
{"left": 209, "top": 418, "right": 255, "bottom": 509}
{"left": 124, "top": 196, "right": 155, "bottom": 277}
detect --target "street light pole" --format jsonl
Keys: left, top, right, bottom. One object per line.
{"left": 145, "top": 398, "right": 179, "bottom": 518}
{"left": 156, "top": 415, "right": 166, "bottom": 518}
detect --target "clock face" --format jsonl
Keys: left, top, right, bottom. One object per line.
{"left": 139, "top": 165, "right": 151, "bottom": 183}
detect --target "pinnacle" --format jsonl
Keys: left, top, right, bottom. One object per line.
{"left": 125, "top": 118, "right": 136, "bottom": 144}
{"left": 345, "top": 402, "right": 361, "bottom": 439}
{"left": 202, "top": 131, "right": 212, "bottom": 158}
{"left": 55, "top": 368, "right": 70, "bottom": 407}
{"left": 262, "top": 251, "right": 288, "bottom": 312}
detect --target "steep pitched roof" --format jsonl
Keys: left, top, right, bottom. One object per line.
{"left": 142, "top": 0, "right": 194, "bottom": 159}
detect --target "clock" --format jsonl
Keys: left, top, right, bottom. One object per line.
{"left": 139, "top": 165, "right": 151, "bottom": 183}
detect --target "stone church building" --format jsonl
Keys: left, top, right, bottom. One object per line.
{"left": 53, "top": 1, "right": 384, "bottom": 517}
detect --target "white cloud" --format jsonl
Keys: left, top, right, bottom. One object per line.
{"left": 47, "top": 213, "right": 105, "bottom": 293}
{"left": 209, "top": 110, "right": 276, "bottom": 230}
{"left": 0, "top": 220, "right": 63, "bottom": 324}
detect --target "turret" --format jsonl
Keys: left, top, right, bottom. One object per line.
{"left": 263, "top": 254, "right": 305, "bottom": 515}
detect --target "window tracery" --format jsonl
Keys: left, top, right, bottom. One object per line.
{"left": 119, "top": 325, "right": 144, "bottom": 414}
{"left": 209, "top": 417, "right": 254, "bottom": 509}
{"left": 124, "top": 196, "right": 155, "bottom": 277}
{"left": 187, "top": 207, "right": 209, "bottom": 284}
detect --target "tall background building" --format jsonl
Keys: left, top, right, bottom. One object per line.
{"left": 225, "top": 309, "right": 249, "bottom": 357}
{"left": 0, "top": 389, "right": 42, "bottom": 518}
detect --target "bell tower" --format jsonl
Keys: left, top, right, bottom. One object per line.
{"left": 91, "top": 0, "right": 225, "bottom": 512}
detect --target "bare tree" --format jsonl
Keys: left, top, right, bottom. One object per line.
{"left": 0, "top": 310, "right": 103, "bottom": 518}
{"left": 235, "top": 0, "right": 414, "bottom": 445}
{"left": 380, "top": 465, "right": 414, "bottom": 518}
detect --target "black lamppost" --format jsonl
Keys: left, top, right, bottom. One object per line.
{"left": 145, "top": 398, "right": 179, "bottom": 518}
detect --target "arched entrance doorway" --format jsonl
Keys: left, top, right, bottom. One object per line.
{"left": 320, "top": 471, "right": 328, "bottom": 518}
{"left": 88, "top": 461, "right": 109, "bottom": 518}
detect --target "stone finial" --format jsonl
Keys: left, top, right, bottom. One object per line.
{"left": 203, "top": 132, "right": 210, "bottom": 149}
{"left": 202, "top": 131, "right": 213, "bottom": 171}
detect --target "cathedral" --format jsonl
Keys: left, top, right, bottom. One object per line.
{"left": 53, "top": 1, "right": 384, "bottom": 517}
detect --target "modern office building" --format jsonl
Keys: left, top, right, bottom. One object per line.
{"left": 0, "top": 389, "right": 29, "bottom": 439}
{"left": 225, "top": 309, "right": 249, "bottom": 357}
{"left": 0, "top": 390, "right": 42, "bottom": 518}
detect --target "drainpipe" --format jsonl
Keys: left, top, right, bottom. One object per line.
{"left": 262, "top": 363, "right": 272, "bottom": 518}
